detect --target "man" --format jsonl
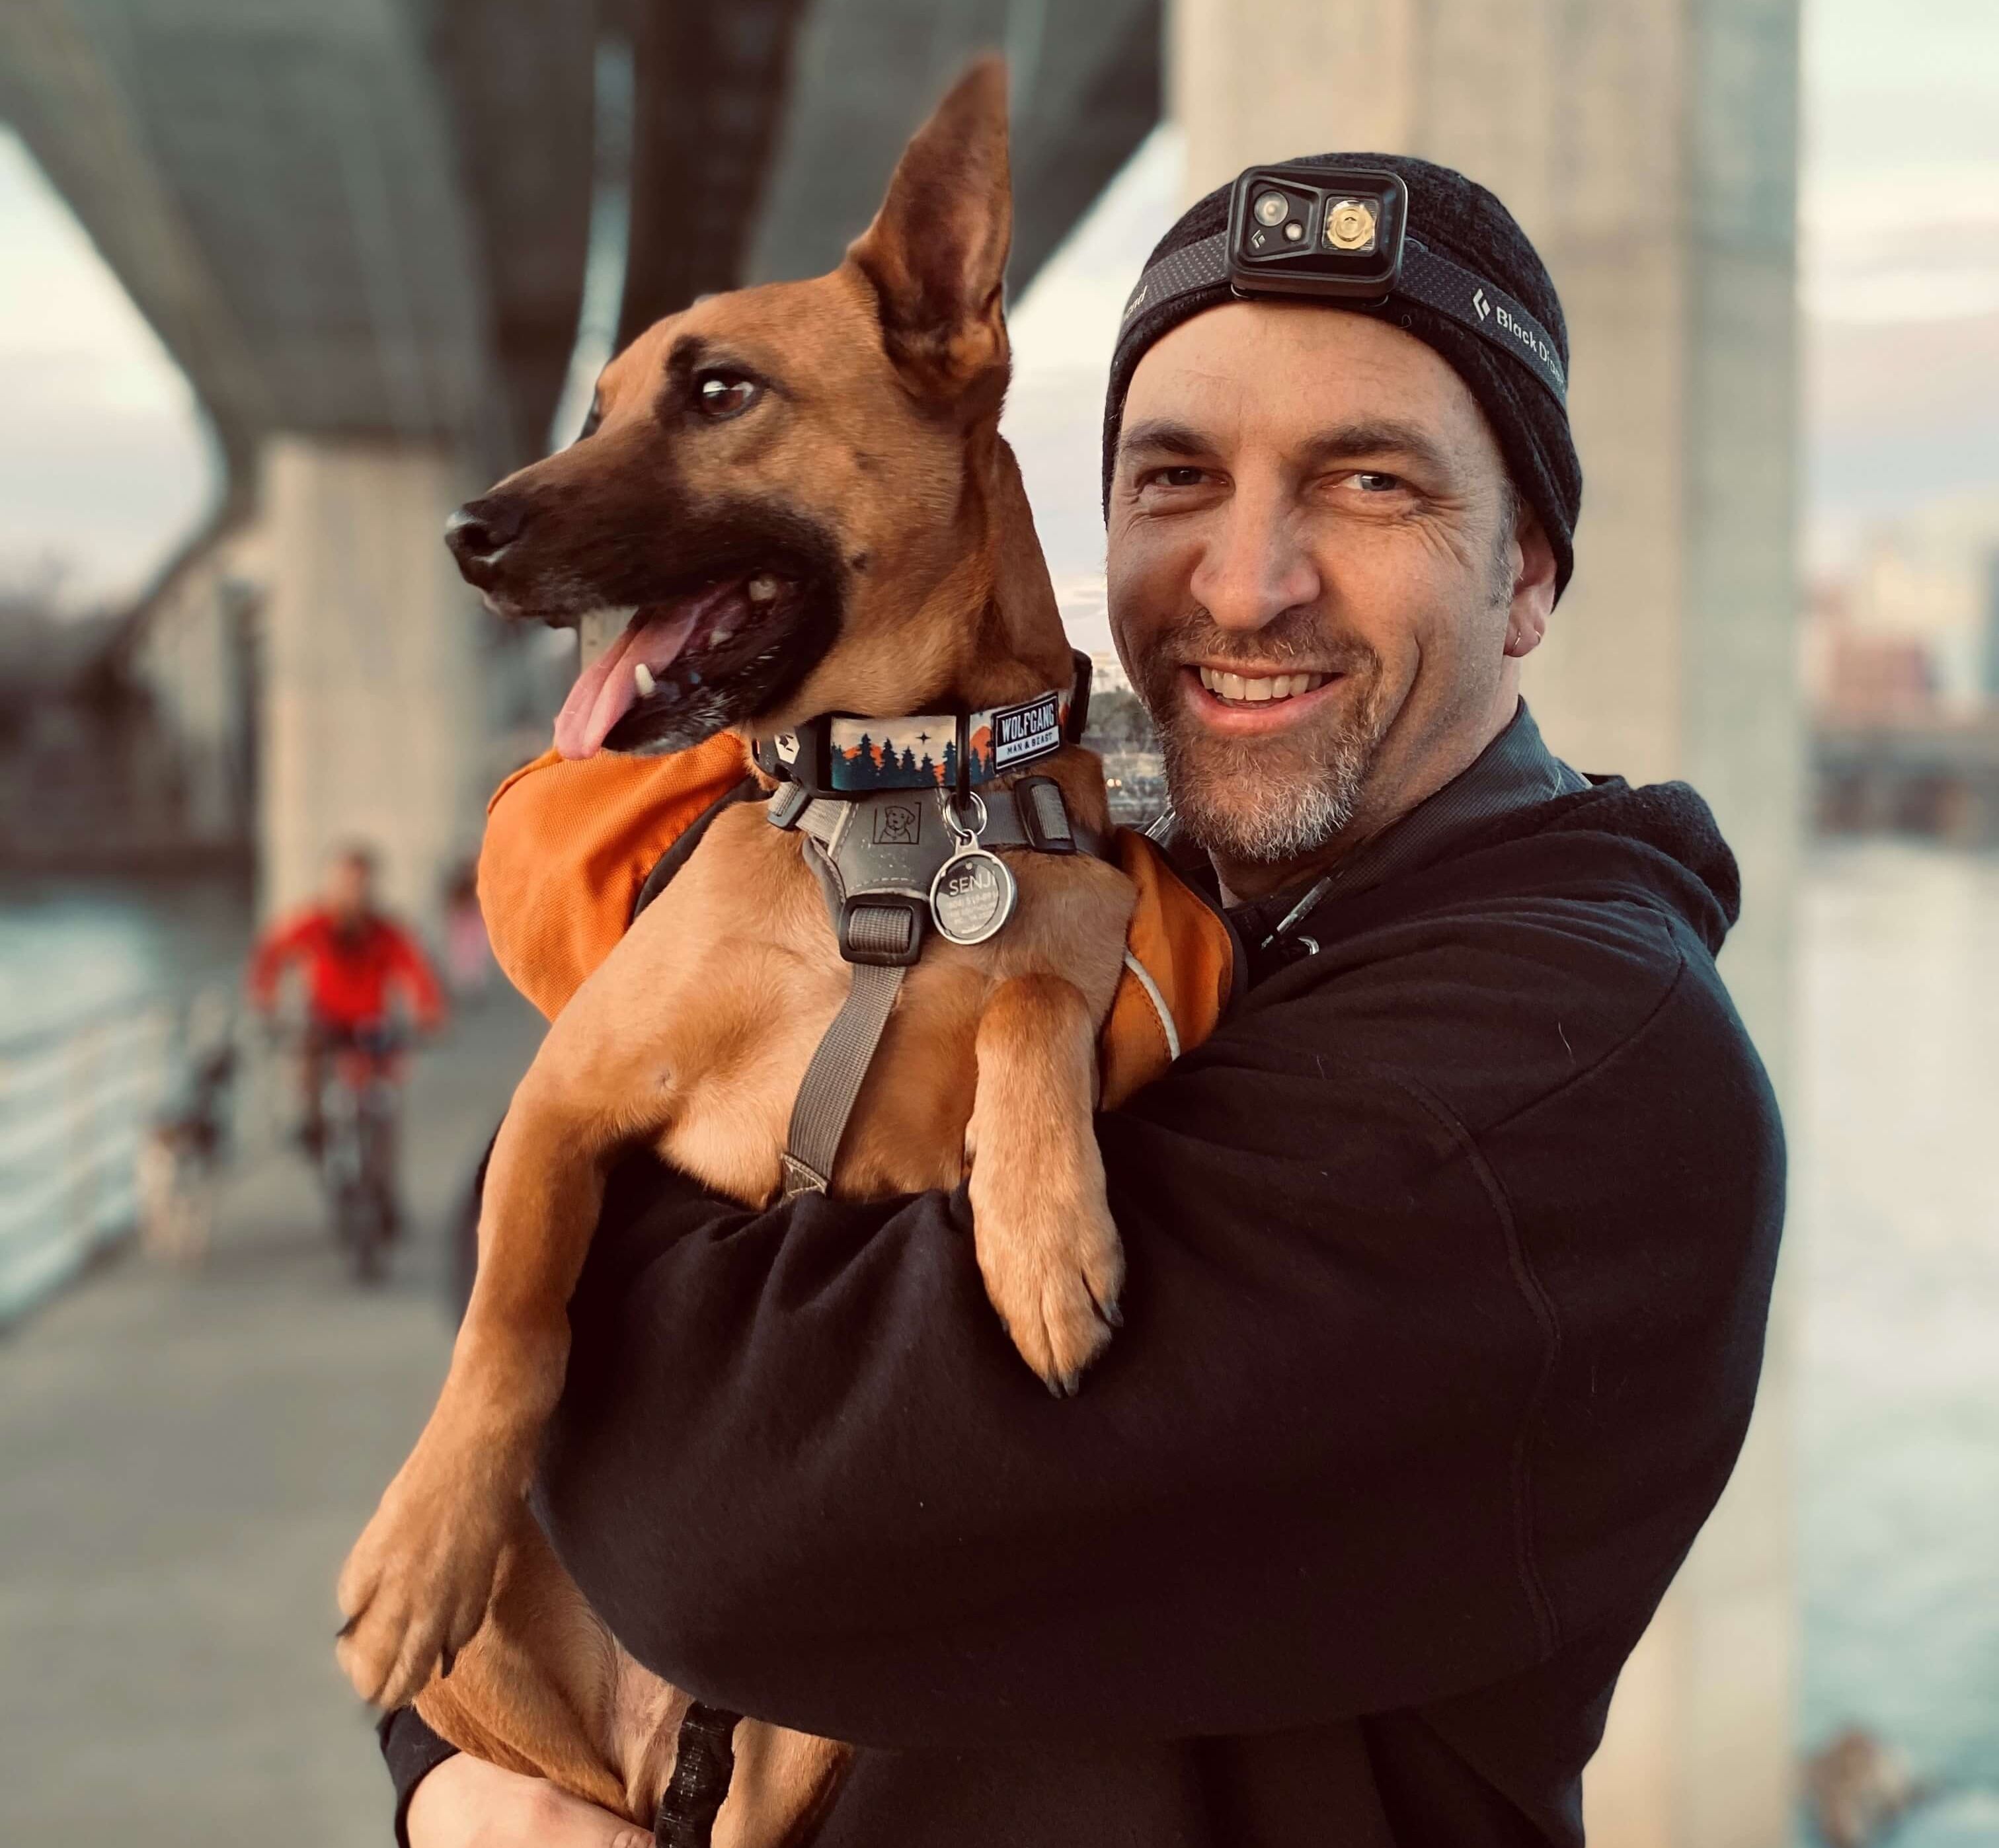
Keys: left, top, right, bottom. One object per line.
{"left": 393, "top": 153, "right": 1782, "bottom": 1847}
{"left": 247, "top": 844, "right": 446, "bottom": 1158}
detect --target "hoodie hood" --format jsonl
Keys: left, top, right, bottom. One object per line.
{"left": 1505, "top": 777, "right": 1741, "bottom": 956}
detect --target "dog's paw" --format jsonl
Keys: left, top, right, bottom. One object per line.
{"left": 334, "top": 1456, "right": 508, "bottom": 1710}
{"left": 974, "top": 1190, "right": 1124, "bottom": 1395}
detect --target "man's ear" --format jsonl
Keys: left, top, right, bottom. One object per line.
{"left": 846, "top": 56, "right": 1011, "bottom": 404}
{"left": 1503, "top": 503, "right": 1558, "bottom": 657}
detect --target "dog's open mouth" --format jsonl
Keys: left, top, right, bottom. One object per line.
{"left": 553, "top": 570, "right": 796, "bottom": 760}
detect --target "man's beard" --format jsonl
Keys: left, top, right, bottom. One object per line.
{"left": 1132, "top": 613, "right": 1394, "bottom": 868}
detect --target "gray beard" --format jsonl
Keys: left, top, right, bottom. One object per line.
{"left": 1161, "top": 721, "right": 1376, "bottom": 865}
{"left": 1141, "top": 630, "right": 1393, "bottom": 867}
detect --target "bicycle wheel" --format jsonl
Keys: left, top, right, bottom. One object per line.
{"left": 350, "top": 1104, "right": 397, "bottom": 1284}
{"left": 344, "top": 1177, "right": 388, "bottom": 1283}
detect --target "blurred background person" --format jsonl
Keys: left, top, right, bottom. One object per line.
{"left": 440, "top": 861, "right": 494, "bottom": 1007}
{"left": 247, "top": 841, "right": 446, "bottom": 1167}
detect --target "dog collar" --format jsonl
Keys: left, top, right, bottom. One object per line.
{"left": 752, "top": 652, "right": 1093, "bottom": 796}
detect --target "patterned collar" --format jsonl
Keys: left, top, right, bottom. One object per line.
{"left": 754, "top": 656, "right": 1090, "bottom": 796}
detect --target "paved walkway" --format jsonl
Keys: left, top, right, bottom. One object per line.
{"left": 0, "top": 991, "right": 547, "bottom": 1848}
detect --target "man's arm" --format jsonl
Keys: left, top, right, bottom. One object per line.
{"left": 245, "top": 911, "right": 316, "bottom": 1011}
{"left": 383, "top": 923, "right": 448, "bottom": 1030}
{"left": 539, "top": 908, "right": 1782, "bottom": 1749}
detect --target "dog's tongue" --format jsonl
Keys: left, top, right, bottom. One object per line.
{"left": 552, "top": 583, "right": 739, "bottom": 759}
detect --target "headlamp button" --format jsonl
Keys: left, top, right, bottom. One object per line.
{"left": 1325, "top": 200, "right": 1380, "bottom": 252}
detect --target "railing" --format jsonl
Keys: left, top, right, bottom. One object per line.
{"left": 0, "top": 995, "right": 176, "bottom": 1327}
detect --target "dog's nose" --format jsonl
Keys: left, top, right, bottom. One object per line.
{"left": 444, "top": 496, "right": 528, "bottom": 569}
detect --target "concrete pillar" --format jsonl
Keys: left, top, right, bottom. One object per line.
{"left": 258, "top": 436, "right": 489, "bottom": 935}
{"left": 1169, "top": 5, "right": 1801, "bottom": 1845}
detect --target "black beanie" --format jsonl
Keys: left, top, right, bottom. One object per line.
{"left": 1103, "top": 153, "right": 1583, "bottom": 600}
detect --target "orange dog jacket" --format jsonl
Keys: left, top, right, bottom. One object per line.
{"left": 477, "top": 740, "right": 1233, "bottom": 1108}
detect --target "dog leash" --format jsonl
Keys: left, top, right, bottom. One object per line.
{"left": 652, "top": 1702, "right": 738, "bottom": 1848}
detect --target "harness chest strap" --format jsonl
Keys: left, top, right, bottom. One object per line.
{"left": 772, "top": 778, "right": 1109, "bottom": 1198}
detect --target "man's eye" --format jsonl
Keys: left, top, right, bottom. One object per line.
{"left": 695, "top": 371, "right": 762, "bottom": 418}
{"left": 1150, "top": 466, "right": 1208, "bottom": 489}
{"left": 1351, "top": 471, "right": 1402, "bottom": 492}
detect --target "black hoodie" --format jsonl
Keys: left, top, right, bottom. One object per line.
{"left": 387, "top": 740, "right": 1783, "bottom": 1847}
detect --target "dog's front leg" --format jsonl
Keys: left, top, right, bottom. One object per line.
{"left": 965, "top": 974, "right": 1124, "bottom": 1394}
{"left": 336, "top": 1047, "right": 645, "bottom": 1709}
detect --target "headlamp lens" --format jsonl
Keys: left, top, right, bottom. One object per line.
{"left": 1253, "top": 190, "right": 1290, "bottom": 227}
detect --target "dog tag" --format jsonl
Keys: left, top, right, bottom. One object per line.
{"left": 930, "top": 845, "right": 1017, "bottom": 945}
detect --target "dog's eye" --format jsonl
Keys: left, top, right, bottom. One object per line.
{"left": 695, "top": 371, "right": 761, "bottom": 419}
{"left": 574, "top": 394, "right": 602, "bottom": 443}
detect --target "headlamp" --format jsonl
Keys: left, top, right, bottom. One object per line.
{"left": 1226, "top": 166, "right": 1408, "bottom": 300}
{"left": 1119, "top": 163, "right": 1568, "bottom": 408}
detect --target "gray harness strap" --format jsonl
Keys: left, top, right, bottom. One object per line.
{"left": 780, "top": 912, "right": 915, "bottom": 1198}
{"left": 772, "top": 779, "right": 1111, "bottom": 1196}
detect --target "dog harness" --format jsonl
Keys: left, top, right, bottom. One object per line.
{"left": 755, "top": 652, "right": 1107, "bottom": 1196}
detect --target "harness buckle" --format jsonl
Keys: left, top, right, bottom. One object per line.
{"left": 765, "top": 783, "right": 811, "bottom": 831}
{"left": 837, "top": 894, "right": 927, "bottom": 968}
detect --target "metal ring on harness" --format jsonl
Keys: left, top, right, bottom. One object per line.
{"left": 942, "top": 787, "right": 988, "bottom": 845}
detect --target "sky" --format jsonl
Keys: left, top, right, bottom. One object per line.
{"left": 0, "top": 1, "right": 1995, "bottom": 614}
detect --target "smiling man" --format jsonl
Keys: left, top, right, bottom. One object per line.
{"left": 394, "top": 154, "right": 1784, "bottom": 1848}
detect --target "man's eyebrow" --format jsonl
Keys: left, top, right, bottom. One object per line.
{"left": 1118, "top": 415, "right": 1460, "bottom": 479}
{"left": 1298, "top": 420, "right": 1457, "bottom": 479}
{"left": 1117, "top": 418, "right": 1216, "bottom": 460}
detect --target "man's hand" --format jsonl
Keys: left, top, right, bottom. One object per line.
{"left": 405, "top": 1754, "right": 649, "bottom": 1848}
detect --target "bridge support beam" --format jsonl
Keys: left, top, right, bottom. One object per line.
{"left": 1170, "top": 3, "right": 1801, "bottom": 1843}
{"left": 258, "top": 438, "right": 489, "bottom": 934}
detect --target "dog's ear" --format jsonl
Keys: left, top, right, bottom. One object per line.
{"left": 847, "top": 56, "right": 1011, "bottom": 404}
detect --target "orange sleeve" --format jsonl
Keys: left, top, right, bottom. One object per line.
{"left": 476, "top": 733, "right": 754, "bottom": 1020}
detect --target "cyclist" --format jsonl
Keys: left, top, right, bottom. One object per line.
{"left": 247, "top": 843, "right": 446, "bottom": 1180}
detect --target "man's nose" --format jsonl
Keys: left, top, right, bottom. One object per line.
{"left": 444, "top": 496, "right": 530, "bottom": 582}
{"left": 1188, "top": 488, "right": 1320, "bottom": 634}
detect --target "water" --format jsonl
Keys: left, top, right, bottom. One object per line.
{"left": 0, "top": 872, "right": 249, "bottom": 1042}
{"left": 1799, "top": 843, "right": 1999, "bottom": 1808}
{"left": 0, "top": 849, "right": 1994, "bottom": 1810}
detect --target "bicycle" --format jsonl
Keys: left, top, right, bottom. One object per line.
{"left": 286, "top": 1021, "right": 409, "bottom": 1284}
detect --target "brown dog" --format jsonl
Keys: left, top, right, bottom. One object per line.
{"left": 333, "top": 59, "right": 1133, "bottom": 1838}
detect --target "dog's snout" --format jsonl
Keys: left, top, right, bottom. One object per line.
{"left": 445, "top": 496, "right": 528, "bottom": 574}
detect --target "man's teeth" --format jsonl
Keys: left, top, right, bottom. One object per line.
{"left": 1196, "top": 668, "right": 1329, "bottom": 703}
{"left": 633, "top": 662, "right": 656, "bottom": 698}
